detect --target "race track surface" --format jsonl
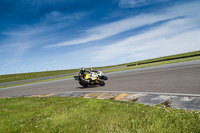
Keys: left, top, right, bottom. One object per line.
{"left": 1, "top": 60, "right": 200, "bottom": 98}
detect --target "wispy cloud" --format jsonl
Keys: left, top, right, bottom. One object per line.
{"left": 91, "top": 15, "right": 200, "bottom": 62}
{"left": 118, "top": 0, "right": 153, "bottom": 8}
{"left": 118, "top": 0, "right": 173, "bottom": 8}
{"left": 47, "top": 14, "right": 176, "bottom": 47}
{"left": 1, "top": 11, "right": 87, "bottom": 57}
{"left": 47, "top": 1, "right": 200, "bottom": 48}
{"left": 3, "top": 11, "right": 86, "bottom": 37}
{"left": 0, "top": 9, "right": 89, "bottom": 72}
{"left": 2, "top": 60, "right": 17, "bottom": 68}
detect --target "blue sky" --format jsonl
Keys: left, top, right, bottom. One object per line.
{"left": 0, "top": 0, "right": 200, "bottom": 75}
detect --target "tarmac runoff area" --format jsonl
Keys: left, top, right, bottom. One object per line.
{"left": 2, "top": 91, "right": 200, "bottom": 112}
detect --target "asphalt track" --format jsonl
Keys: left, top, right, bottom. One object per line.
{"left": 0, "top": 60, "right": 200, "bottom": 98}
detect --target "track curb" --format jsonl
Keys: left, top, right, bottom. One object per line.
{"left": 1, "top": 91, "right": 200, "bottom": 111}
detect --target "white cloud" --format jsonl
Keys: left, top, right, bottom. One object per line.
{"left": 1, "top": 11, "right": 88, "bottom": 59}
{"left": 47, "top": 1, "right": 200, "bottom": 48}
{"left": 118, "top": 0, "right": 172, "bottom": 8}
{"left": 47, "top": 13, "right": 176, "bottom": 47}
{"left": 118, "top": 0, "right": 149, "bottom": 8}
{"left": 90, "top": 16, "right": 200, "bottom": 62}
{"left": 2, "top": 60, "right": 17, "bottom": 68}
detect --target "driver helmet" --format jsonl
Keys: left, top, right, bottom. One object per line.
{"left": 90, "top": 68, "right": 94, "bottom": 71}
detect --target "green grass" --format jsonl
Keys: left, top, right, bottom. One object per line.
{"left": 103, "top": 56, "right": 200, "bottom": 73}
{"left": 1, "top": 50, "right": 200, "bottom": 85}
{"left": 0, "top": 69, "right": 79, "bottom": 83}
{"left": 0, "top": 97, "right": 199, "bottom": 133}
{"left": 124, "top": 50, "right": 200, "bottom": 66}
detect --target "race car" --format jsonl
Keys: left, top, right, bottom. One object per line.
{"left": 74, "top": 71, "right": 105, "bottom": 88}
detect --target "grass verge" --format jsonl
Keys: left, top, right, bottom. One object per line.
{"left": 0, "top": 69, "right": 79, "bottom": 84}
{"left": 103, "top": 55, "right": 200, "bottom": 73}
{"left": 0, "top": 97, "right": 200, "bottom": 133}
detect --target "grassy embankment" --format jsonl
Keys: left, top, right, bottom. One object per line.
{"left": 1, "top": 50, "right": 200, "bottom": 87}
{"left": 0, "top": 97, "right": 199, "bottom": 133}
